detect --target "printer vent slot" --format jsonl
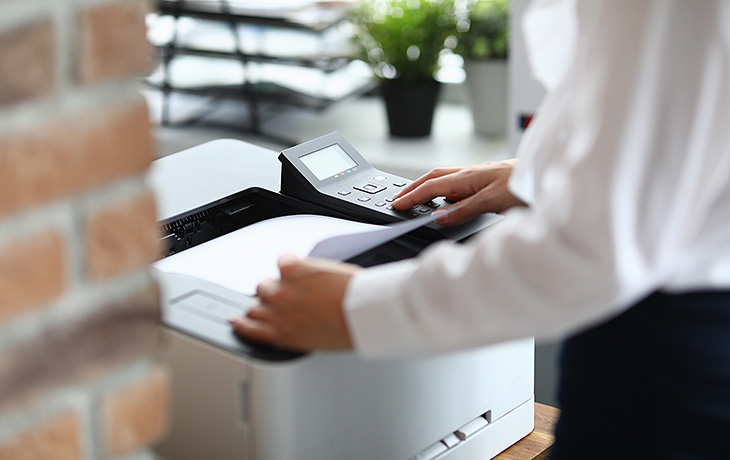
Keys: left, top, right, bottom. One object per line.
{"left": 160, "top": 208, "right": 227, "bottom": 256}
{"left": 158, "top": 193, "right": 262, "bottom": 256}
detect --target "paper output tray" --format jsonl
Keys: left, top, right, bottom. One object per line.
{"left": 158, "top": 186, "right": 434, "bottom": 264}
{"left": 155, "top": 187, "right": 434, "bottom": 361}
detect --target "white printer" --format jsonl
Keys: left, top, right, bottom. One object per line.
{"left": 149, "top": 135, "right": 534, "bottom": 460}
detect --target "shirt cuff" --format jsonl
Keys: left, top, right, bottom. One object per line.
{"left": 343, "top": 259, "right": 427, "bottom": 359}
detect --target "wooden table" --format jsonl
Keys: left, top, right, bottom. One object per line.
{"left": 494, "top": 403, "right": 560, "bottom": 460}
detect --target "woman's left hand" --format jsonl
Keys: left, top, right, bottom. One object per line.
{"left": 230, "top": 254, "right": 360, "bottom": 351}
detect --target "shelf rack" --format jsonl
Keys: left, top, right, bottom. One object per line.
{"left": 147, "top": 0, "right": 375, "bottom": 138}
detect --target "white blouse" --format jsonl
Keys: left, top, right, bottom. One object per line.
{"left": 344, "top": 0, "right": 730, "bottom": 358}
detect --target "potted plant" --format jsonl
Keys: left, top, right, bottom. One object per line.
{"left": 350, "top": 0, "right": 457, "bottom": 137}
{"left": 456, "top": 0, "right": 509, "bottom": 136}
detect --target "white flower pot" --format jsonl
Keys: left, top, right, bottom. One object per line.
{"left": 464, "top": 59, "right": 508, "bottom": 136}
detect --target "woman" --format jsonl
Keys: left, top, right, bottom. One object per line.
{"left": 232, "top": 1, "right": 730, "bottom": 457}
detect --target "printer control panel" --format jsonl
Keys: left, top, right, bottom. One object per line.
{"left": 334, "top": 174, "right": 447, "bottom": 220}
{"left": 279, "top": 132, "right": 450, "bottom": 226}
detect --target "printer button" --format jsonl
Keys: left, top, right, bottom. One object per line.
{"left": 375, "top": 202, "right": 387, "bottom": 207}
{"left": 353, "top": 182, "right": 387, "bottom": 194}
{"left": 337, "top": 190, "right": 352, "bottom": 196}
{"left": 455, "top": 417, "right": 489, "bottom": 440}
{"left": 441, "top": 433, "right": 460, "bottom": 448}
{"left": 357, "top": 196, "right": 371, "bottom": 202}
{"left": 408, "top": 441, "right": 447, "bottom": 460}
{"left": 393, "top": 181, "right": 407, "bottom": 187}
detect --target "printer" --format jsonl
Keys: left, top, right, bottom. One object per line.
{"left": 149, "top": 133, "right": 534, "bottom": 460}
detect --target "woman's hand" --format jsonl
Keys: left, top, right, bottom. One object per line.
{"left": 392, "top": 159, "right": 526, "bottom": 226}
{"left": 230, "top": 254, "right": 360, "bottom": 351}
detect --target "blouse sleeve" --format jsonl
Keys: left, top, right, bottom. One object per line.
{"left": 343, "top": 0, "right": 730, "bottom": 358}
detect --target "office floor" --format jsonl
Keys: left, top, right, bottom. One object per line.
{"left": 150, "top": 91, "right": 561, "bottom": 408}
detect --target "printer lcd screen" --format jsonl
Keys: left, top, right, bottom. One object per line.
{"left": 300, "top": 144, "right": 358, "bottom": 181}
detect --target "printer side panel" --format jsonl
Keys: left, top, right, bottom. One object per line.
{"left": 154, "top": 329, "right": 252, "bottom": 460}
{"left": 247, "top": 339, "right": 534, "bottom": 460}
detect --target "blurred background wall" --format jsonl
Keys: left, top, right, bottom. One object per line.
{"left": 0, "top": 1, "right": 170, "bottom": 458}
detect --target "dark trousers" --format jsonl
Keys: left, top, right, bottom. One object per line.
{"left": 551, "top": 290, "right": 730, "bottom": 460}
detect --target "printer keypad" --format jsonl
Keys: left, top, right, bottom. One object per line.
{"left": 351, "top": 192, "right": 448, "bottom": 219}
{"left": 338, "top": 176, "right": 449, "bottom": 221}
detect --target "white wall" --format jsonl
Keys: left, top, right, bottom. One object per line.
{"left": 508, "top": 0, "right": 546, "bottom": 154}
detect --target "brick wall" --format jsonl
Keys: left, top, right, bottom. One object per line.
{"left": 0, "top": 0, "right": 169, "bottom": 459}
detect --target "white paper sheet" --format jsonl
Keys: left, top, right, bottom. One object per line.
{"left": 152, "top": 212, "right": 443, "bottom": 295}
{"left": 308, "top": 212, "right": 436, "bottom": 260}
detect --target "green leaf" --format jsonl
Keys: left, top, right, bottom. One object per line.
{"left": 349, "top": 0, "right": 458, "bottom": 84}
{"left": 455, "top": 0, "right": 510, "bottom": 60}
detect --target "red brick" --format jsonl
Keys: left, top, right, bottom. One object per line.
{"left": 0, "top": 284, "right": 161, "bottom": 408}
{"left": 0, "top": 229, "right": 66, "bottom": 323}
{"left": 102, "top": 364, "right": 170, "bottom": 457}
{"left": 0, "top": 20, "right": 55, "bottom": 106}
{"left": 0, "top": 97, "right": 154, "bottom": 217}
{"left": 85, "top": 189, "right": 161, "bottom": 281}
{"left": 78, "top": 1, "right": 153, "bottom": 84}
{"left": 0, "top": 411, "right": 83, "bottom": 460}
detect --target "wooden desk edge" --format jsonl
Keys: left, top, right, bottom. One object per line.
{"left": 494, "top": 402, "right": 560, "bottom": 460}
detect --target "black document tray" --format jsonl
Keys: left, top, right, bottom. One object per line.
{"left": 159, "top": 187, "right": 434, "bottom": 264}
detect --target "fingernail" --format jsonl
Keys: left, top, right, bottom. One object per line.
{"left": 279, "top": 253, "right": 300, "bottom": 266}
